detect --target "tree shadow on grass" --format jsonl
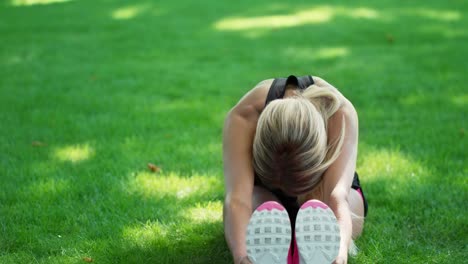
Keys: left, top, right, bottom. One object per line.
{"left": 101, "top": 172, "right": 231, "bottom": 263}
{"left": 110, "top": 221, "right": 230, "bottom": 264}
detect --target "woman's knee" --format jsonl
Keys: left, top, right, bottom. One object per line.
{"left": 349, "top": 189, "right": 365, "bottom": 238}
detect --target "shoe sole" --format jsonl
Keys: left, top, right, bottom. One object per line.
{"left": 246, "top": 201, "right": 292, "bottom": 264}
{"left": 295, "top": 200, "right": 340, "bottom": 264}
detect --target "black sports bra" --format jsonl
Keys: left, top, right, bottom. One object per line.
{"left": 265, "top": 75, "right": 315, "bottom": 106}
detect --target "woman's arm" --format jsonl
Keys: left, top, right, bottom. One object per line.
{"left": 316, "top": 77, "right": 360, "bottom": 263}
{"left": 324, "top": 103, "right": 359, "bottom": 264}
{"left": 222, "top": 81, "right": 270, "bottom": 263}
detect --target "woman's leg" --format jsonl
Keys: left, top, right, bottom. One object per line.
{"left": 251, "top": 185, "right": 282, "bottom": 211}
{"left": 348, "top": 189, "right": 365, "bottom": 238}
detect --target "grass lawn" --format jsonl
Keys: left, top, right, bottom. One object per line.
{"left": 0, "top": 0, "right": 466, "bottom": 263}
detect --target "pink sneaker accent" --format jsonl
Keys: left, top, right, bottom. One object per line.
{"left": 287, "top": 245, "right": 293, "bottom": 264}
{"left": 293, "top": 233, "right": 299, "bottom": 264}
{"left": 256, "top": 201, "right": 286, "bottom": 211}
{"left": 300, "top": 199, "right": 329, "bottom": 210}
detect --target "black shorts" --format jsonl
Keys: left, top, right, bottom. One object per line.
{"left": 254, "top": 172, "right": 368, "bottom": 228}
{"left": 351, "top": 172, "right": 369, "bottom": 217}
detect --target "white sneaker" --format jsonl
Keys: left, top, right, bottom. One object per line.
{"left": 295, "top": 200, "right": 340, "bottom": 264}
{"left": 246, "top": 201, "right": 292, "bottom": 264}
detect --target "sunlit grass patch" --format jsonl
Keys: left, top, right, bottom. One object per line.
{"left": 451, "top": 94, "right": 467, "bottom": 107}
{"left": 357, "top": 146, "right": 429, "bottom": 183}
{"left": 126, "top": 171, "right": 223, "bottom": 200}
{"left": 347, "top": 7, "right": 380, "bottom": 19}
{"left": 111, "top": 4, "right": 149, "bottom": 20}
{"left": 407, "top": 8, "right": 461, "bottom": 22}
{"left": 53, "top": 144, "right": 94, "bottom": 163}
{"left": 184, "top": 201, "right": 223, "bottom": 223}
{"left": 27, "top": 178, "right": 69, "bottom": 196}
{"left": 122, "top": 201, "right": 222, "bottom": 247}
{"left": 10, "top": 0, "right": 72, "bottom": 6}
{"left": 213, "top": 6, "right": 381, "bottom": 31}
{"left": 419, "top": 25, "right": 467, "bottom": 38}
{"left": 122, "top": 221, "right": 167, "bottom": 248}
{"left": 214, "top": 6, "right": 334, "bottom": 31}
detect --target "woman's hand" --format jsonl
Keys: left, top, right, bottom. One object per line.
{"left": 238, "top": 256, "right": 252, "bottom": 264}
{"left": 333, "top": 254, "right": 347, "bottom": 264}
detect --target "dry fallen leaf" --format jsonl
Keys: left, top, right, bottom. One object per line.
{"left": 32, "top": 141, "right": 46, "bottom": 147}
{"left": 83, "top": 257, "right": 93, "bottom": 262}
{"left": 386, "top": 34, "right": 394, "bottom": 44}
{"left": 147, "top": 163, "right": 160, "bottom": 173}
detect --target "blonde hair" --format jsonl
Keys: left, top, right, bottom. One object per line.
{"left": 252, "top": 85, "right": 346, "bottom": 196}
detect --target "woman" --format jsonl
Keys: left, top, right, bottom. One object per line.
{"left": 222, "top": 75, "right": 368, "bottom": 264}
